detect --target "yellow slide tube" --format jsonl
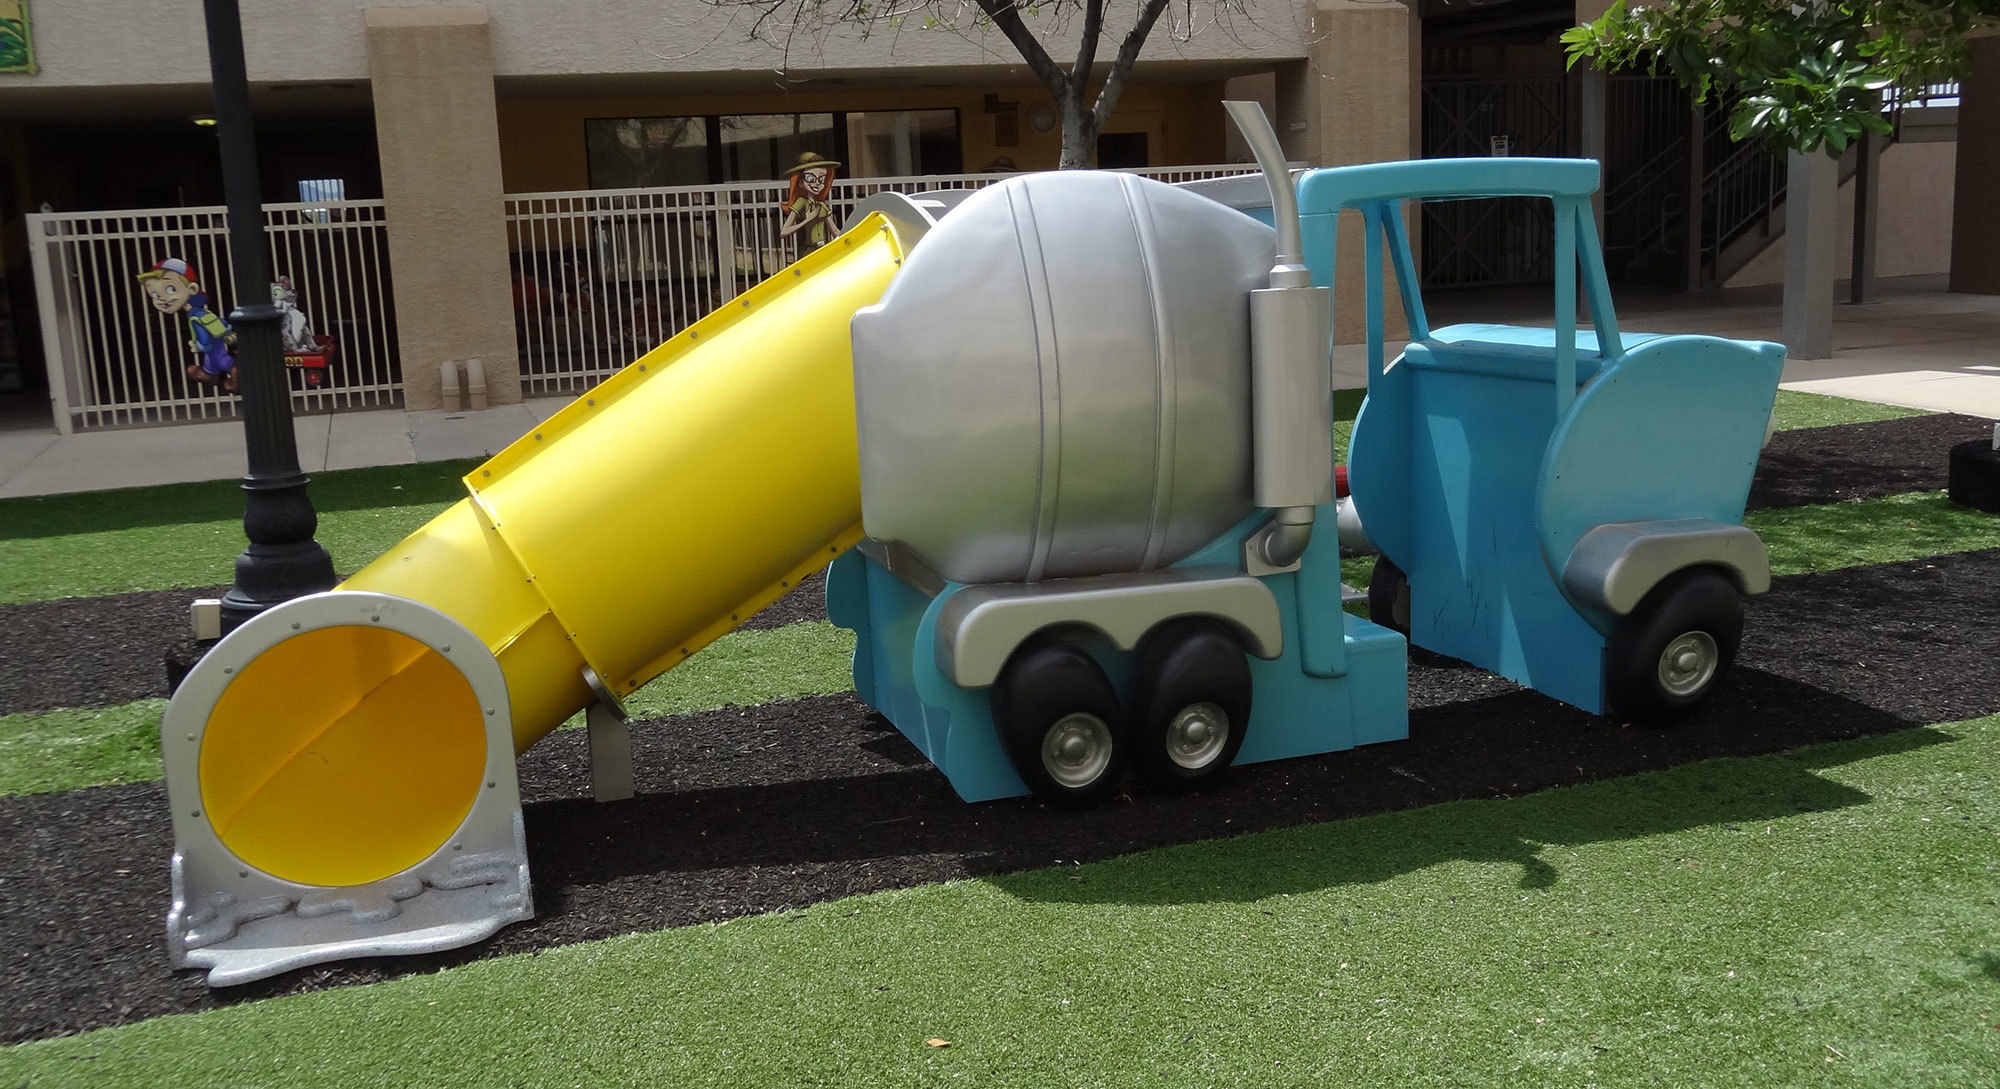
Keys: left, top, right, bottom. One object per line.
{"left": 195, "top": 216, "right": 909, "bottom": 887}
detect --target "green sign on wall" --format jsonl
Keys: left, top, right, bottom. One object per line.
{"left": 0, "top": 1, "right": 33, "bottom": 75}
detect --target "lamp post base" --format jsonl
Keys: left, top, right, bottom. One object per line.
{"left": 219, "top": 539, "right": 338, "bottom": 631}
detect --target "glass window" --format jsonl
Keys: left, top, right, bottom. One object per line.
{"left": 584, "top": 110, "right": 964, "bottom": 188}
{"left": 718, "top": 113, "right": 836, "bottom": 182}
{"left": 844, "top": 110, "right": 961, "bottom": 178}
{"left": 297, "top": 178, "right": 346, "bottom": 202}
{"left": 586, "top": 117, "right": 710, "bottom": 189}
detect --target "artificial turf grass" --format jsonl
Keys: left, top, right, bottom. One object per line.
{"left": 1769, "top": 388, "right": 1927, "bottom": 430}
{"left": 0, "top": 456, "right": 478, "bottom": 604}
{"left": 5, "top": 715, "right": 1994, "bottom": 1088}
{"left": 0, "top": 457, "right": 482, "bottom": 539}
{"left": 0, "top": 389, "right": 1930, "bottom": 606}
{"left": 1749, "top": 491, "right": 2000, "bottom": 576}
{"left": 0, "top": 699, "right": 166, "bottom": 796}
{"left": 0, "top": 622, "right": 857, "bottom": 798}
{"left": 566, "top": 619, "right": 857, "bottom": 727}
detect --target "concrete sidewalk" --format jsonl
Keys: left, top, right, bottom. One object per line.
{"left": 2, "top": 276, "right": 1995, "bottom": 500}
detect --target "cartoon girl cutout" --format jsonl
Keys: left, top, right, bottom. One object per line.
{"left": 137, "top": 257, "right": 236, "bottom": 393}
{"left": 778, "top": 152, "right": 841, "bottom": 250}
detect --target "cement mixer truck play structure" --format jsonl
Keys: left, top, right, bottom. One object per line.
{"left": 158, "top": 106, "right": 1786, "bottom": 986}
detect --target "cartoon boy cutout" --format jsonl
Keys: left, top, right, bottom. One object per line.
{"left": 273, "top": 275, "right": 316, "bottom": 354}
{"left": 138, "top": 257, "right": 236, "bottom": 392}
{"left": 778, "top": 152, "right": 841, "bottom": 250}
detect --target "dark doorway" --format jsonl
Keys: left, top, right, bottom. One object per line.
{"left": 1096, "top": 132, "right": 1149, "bottom": 169}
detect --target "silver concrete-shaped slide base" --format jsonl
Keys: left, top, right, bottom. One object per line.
{"left": 169, "top": 815, "right": 533, "bottom": 988}
{"left": 159, "top": 590, "right": 534, "bottom": 987}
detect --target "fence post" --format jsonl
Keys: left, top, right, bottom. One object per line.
{"left": 24, "top": 215, "right": 77, "bottom": 435}
{"left": 712, "top": 192, "right": 737, "bottom": 306}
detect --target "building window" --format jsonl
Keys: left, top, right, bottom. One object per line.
{"left": 585, "top": 117, "right": 710, "bottom": 189}
{"left": 718, "top": 113, "right": 836, "bottom": 182}
{"left": 297, "top": 178, "right": 346, "bottom": 223}
{"left": 585, "top": 110, "right": 960, "bottom": 188}
{"left": 845, "top": 110, "right": 960, "bottom": 177}
{"left": 297, "top": 178, "right": 346, "bottom": 203}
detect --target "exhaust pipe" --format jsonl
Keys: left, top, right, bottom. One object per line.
{"left": 1225, "top": 101, "right": 1334, "bottom": 572}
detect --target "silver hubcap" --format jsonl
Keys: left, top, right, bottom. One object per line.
{"left": 1657, "top": 631, "right": 1719, "bottom": 698}
{"left": 1041, "top": 713, "right": 1114, "bottom": 789}
{"left": 1166, "top": 702, "right": 1231, "bottom": 770}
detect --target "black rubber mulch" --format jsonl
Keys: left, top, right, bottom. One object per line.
{"left": 1748, "top": 411, "right": 1995, "bottom": 509}
{"left": 0, "top": 572, "right": 827, "bottom": 718}
{"left": 0, "top": 584, "right": 226, "bottom": 716}
{"left": 3, "top": 548, "right": 1997, "bottom": 1044}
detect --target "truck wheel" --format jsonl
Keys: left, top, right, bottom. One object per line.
{"left": 1605, "top": 567, "right": 1744, "bottom": 724}
{"left": 991, "top": 638, "right": 1126, "bottom": 808}
{"left": 1129, "top": 619, "right": 1251, "bottom": 790}
{"left": 1367, "top": 557, "right": 1411, "bottom": 636}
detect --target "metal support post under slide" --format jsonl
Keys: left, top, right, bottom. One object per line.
{"left": 586, "top": 700, "right": 634, "bottom": 802}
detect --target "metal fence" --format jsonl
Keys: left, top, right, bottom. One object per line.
{"left": 1598, "top": 76, "right": 1695, "bottom": 278}
{"left": 1887, "top": 81, "right": 1962, "bottom": 109}
{"left": 27, "top": 201, "right": 397, "bottom": 432}
{"left": 504, "top": 163, "right": 1269, "bottom": 396}
{"left": 26, "top": 165, "right": 1270, "bottom": 426}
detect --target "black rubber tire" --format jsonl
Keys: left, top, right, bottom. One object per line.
{"left": 990, "top": 638, "right": 1127, "bottom": 808}
{"left": 1604, "top": 566, "right": 1744, "bottom": 724}
{"left": 1128, "top": 618, "right": 1253, "bottom": 791}
{"left": 1367, "top": 556, "right": 1411, "bottom": 636}
{"left": 1947, "top": 439, "right": 2000, "bottom": 513}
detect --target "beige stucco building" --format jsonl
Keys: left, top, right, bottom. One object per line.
{"left": 0, "top": 0, "right": 1979, "bottom": 423}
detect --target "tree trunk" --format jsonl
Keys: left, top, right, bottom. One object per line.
{"left": 1058, "top": 94, "right": 1099, "bottom": 169}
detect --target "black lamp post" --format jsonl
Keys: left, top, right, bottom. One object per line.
{"left": 204, "top": 0, "right": 335, "bottom": 631}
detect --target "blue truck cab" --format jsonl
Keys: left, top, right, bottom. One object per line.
{"left": 1303, "top": 158, "right": 1785, "bottom": 720}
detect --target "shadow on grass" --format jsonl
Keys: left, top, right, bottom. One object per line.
{"left": 521, "top": 669, "right": 1932, "bottom": 914}
{"left": 0, "top": 458, "right": 481, "bottom": 541}
{"left": 991, "top": 724, "right": 1947, "bottom": 908}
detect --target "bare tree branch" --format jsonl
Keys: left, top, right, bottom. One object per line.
{"left": 695, "top": 0, "right": 1307, "bottom": 167}
{"left": 1073, "top": 0, "right": 1106, "bottom": 94}
{"left": 971, "top": 0, "right": 1071, "bottom": 98}
{"left": 1092, "top": 0, "right": 1173, "bottom": 130}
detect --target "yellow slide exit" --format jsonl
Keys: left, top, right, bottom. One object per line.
{"left": 190, "top": 215, "right": 912, "bottom": 889}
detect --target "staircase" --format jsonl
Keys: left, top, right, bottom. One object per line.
{"left": 1600, "top": 127, "right": 1692, "bottom": 285}
{"left": 1629, "top": 85, "right": 1959, "bottom": 289}
{"left": 1417, "top": 72, "right": 1959, "bottom": 291}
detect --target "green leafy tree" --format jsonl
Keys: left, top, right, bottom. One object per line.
{"left": 1564, "top": 0, "right": 1998, "bottom": 155}
{"left": 706, "top": 0, "right": 1189, "bottom": 169}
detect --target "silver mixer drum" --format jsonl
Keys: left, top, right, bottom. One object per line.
{"left": 851, "top": 171, "right": 1275, "bottom": 585}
